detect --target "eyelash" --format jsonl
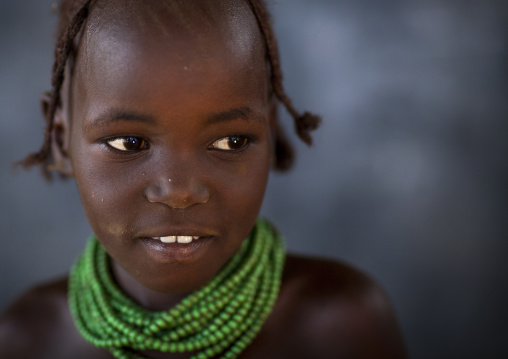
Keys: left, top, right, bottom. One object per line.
{"left": 103, "top": 134, "right": 254, "bottom": 154}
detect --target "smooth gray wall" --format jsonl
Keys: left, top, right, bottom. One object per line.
{"left": 1, "top": 1, "right": 507, "bottom": 358}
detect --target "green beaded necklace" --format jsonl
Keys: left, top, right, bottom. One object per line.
{"left": 68, "top": 219, "right": 285, "bottom": 359}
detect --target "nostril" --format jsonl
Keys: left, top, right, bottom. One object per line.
{"left": 144, "top": 181, "right": 164, "bottom": 202}
{"left": 144, "top": 178, "right": 209, "bottom": 208}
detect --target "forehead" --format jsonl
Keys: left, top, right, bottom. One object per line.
{"left": 71, "top": 0, "right": 267, "bottom": 115}
{"left": 84, "top": 0, "right": 263, "bottom": 56}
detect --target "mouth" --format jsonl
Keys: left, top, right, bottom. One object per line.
{"left": 139, "top": 235, "right": 215, "bottom": 263}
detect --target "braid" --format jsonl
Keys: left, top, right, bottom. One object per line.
{"left": 20, "top": 0, "right": 92, "bottom": 171}
{"left": 247, "top": 0, "right": 321, "bottom": 147}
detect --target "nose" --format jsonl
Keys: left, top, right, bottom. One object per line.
{"left": 144, "top": 176, "right": 210, "bottom": 209}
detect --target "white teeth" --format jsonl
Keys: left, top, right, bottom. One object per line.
{"left": 160, "top": 236, "right": 176, "bottom": 243}
{"left": 156, "top": 235, "right": 199, "bottom": 243}
{"left": 177, "top": 236, "right": 192, "bottom": 243}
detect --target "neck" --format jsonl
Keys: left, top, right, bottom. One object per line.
{"left": 111, "top": 259, "right": 189, "bottom": 311}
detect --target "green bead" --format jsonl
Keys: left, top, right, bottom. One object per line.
{"left": 152, "top": 340, "right": 161, "bottom": 350}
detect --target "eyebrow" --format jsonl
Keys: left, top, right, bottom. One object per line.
{"left": 207, "top": 107, "right": 265, "bottom": 124}
{"left": 84, "top": 109, "right": 155, "bottom": 132}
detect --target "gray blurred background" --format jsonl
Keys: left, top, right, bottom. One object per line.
{"left": 1, "top": 0, "right": 507, "bottom": 358}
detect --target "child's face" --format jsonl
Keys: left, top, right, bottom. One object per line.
{"left": 60, "top": 1, "right": 273, "bottom": 293}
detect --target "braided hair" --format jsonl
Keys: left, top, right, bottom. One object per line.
{"left": 21, "top": 0, "right": 320, "bottom": 174}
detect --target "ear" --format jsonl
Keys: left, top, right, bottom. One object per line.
{"left": 267, "top": 95, "right": 294, "bottom": 171}
{"left": 41, "top": 92, "right": 74, "bottom": 177}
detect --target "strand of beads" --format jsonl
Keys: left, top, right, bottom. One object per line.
{"left": 68, "top": 219, "right": 285, "bottom": 359}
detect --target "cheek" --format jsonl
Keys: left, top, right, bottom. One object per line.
{"left": 225, "top": 162, "right": 268, "bottom": 206}
{"left": 213, "top": 152, "right": 271, "bottom": 235}
{"left": 72, "top": 148, "right": 146, "bottom": 239}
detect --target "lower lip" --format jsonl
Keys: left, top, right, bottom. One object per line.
{"left": 139, "top": 236, "right": 214, "bottom": 263}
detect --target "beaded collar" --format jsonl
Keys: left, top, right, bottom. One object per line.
{"left": 68, "top": 219, "right": 285, "bottom": 359}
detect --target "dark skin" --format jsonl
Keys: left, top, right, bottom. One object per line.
{"left": 0, "top": 1, "right": 407, "bottom": 358}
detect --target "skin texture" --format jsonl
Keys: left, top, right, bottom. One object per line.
{"left": 0, "top": 1, "right": 407, "bottom": 358}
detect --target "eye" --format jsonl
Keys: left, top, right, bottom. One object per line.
{"left": 210, "top": 136, "right": 249, "bottom": 151}
{"left": 106, "top": 136, "right": 148, "bottom": 152}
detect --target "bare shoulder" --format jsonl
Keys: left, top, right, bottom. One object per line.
{"left": 0, "top": 276, "right": 81, "bottom": 358}
{"left": 266, "top": 254, "right": 407, "bottom": 359}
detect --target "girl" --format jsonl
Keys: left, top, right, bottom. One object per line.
{"left": 0, "top": 0, "right": 406, "bottom": 358}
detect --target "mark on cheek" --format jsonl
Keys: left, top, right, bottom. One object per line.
{"left": 106, "top": 222, "right": 127, "bottom": 237}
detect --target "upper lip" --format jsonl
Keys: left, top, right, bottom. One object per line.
{"left": 140, "top": 226, "right": 217, "bottom": 239}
